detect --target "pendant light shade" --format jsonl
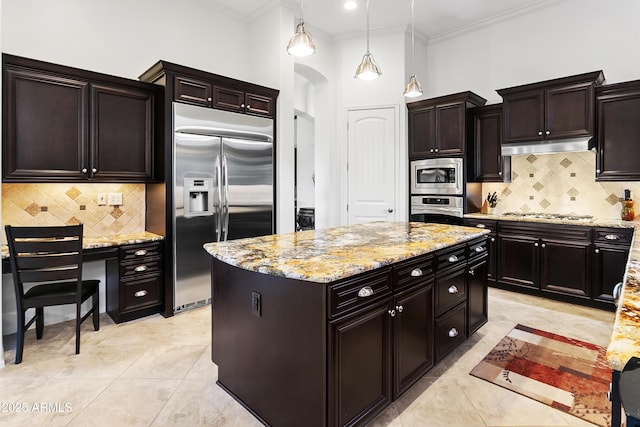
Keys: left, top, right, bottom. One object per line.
{"left": 355, "top": 0, "right": 381, "bottom": 80}
{"left": 287, "top": 0, "right": 316, "bottom": 57}
{"left": 403, "top": 0, "right": 423, "bottom": 97}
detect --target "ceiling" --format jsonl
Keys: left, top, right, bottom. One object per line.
{"left": 200, "top": 0, "right": 564, "bottom": 40}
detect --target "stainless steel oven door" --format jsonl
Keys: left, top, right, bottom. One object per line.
{"left": 410, "top": 195, "right": 464, "bottom": 218}
{"left": 410, "top": 158, "right": 463, "bottom": 195}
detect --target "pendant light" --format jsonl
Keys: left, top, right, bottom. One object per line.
{"left": 344, "top": 0, "right": 358, "bottom": 10}
{"left": 287, "top": 0, "right": 316, "bottom": 57}
{"left": 355, "top": 0, "right": 382, "bottom": 80}
{"left": 403, "top": 0, "right": 423, "bottom": 97}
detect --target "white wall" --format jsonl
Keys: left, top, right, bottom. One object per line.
{"left": 424, "top": 0, "right": 640, "bottom": 103}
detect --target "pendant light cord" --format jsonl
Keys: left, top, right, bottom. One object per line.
{"left": 300, "top": 0, "right": 304, "bottom": 24}
{"left": 366, "top": 0, "right": 371, "bottom": 54}
{"left": 411, "top": 0, "right": 415, "bottom": 73}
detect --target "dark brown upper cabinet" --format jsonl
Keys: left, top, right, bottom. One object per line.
{"left": 2, "top": 54, "right": 161, "bottom": 183}
{"left": 469, "top": 104, "right": 510, "bottom": 182}
{"left": 407, "top": 92, "right": 486, "bottom": 159}
{"left": 497, "top": 71, "right": 604, "bottom": 144}
{"left": 595, "top": 80, "right": 640, "bottom": 181}
{"left": 148, "top": 61, "right": 276, "bottom": 118}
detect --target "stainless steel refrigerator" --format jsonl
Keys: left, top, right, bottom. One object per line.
{"left": 173, "top": 102, "right": 274, "bottom": 312}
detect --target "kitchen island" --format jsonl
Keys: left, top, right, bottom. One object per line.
{"left": 204, "top": 221, "right": 489, "bottom": 427}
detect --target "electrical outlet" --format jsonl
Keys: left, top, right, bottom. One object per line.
{"left": 97, "top": 193, "right": 107, "bottom": 206}
{"left": 108, "top": 192, "right": 123, "bottom": 206}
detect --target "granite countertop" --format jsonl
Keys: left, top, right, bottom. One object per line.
{"left": 203, "top": 221, "right": 489, "bottom": 283}
{"left": 464, "top": 212, "right": 637, "bottom": 229}
{"left": 1, "top": 231, "right": 164, "bottom": 259}
{"left": 606, "top": 222, "right": 640, "bottom": 371}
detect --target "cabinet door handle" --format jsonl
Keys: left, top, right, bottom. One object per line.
{"left": 498, "top": 171, "right": 503, "bottom": 176}
{"left": 596, "top": 169, "right": 601, "bottom": 174}
{"left": 545, "top": 130, "right": 550, "bottom": 135}
{"left": 468, "top": 269, "right": 475, "bottom": 276}
{"left": 605, "top": 234, "right": 621, "bottom": 240}
{"left": 541, "top": 243, "right": 546, "bottom": 248}
{"left": 134, "top": 265, "right": 148, "bottom": 272}
{"left": 396, "top": 305, "right": 404, "bottom": 313}
{"left": 411, "top": 268, "right": 423, "bottom": 277}
{"left": 476, "top": 224, "right": 486, "bottom": 228}
{"left": 534, "top": 243, "right": 539, "bottom": 247}
{"left": 448, "top": 328, "right": 458, "bottom": 338}
{"left": 491, "top": 238, "right": 496, "bottom": 242}
{"left": 448, "top": 285, "right": 459, "bottom": 294}
{"left": 434, "top": 148, "right": 439, "bottom": 153}
{"left": 134, "top": 290, "right": 148, "bottom": 298}
{"left": 134, "top": 249, "right": 148, "bottom": 256}
{"left": 92, "top": 168, "right": 97, "bottom": 173}
{"left": 448, "top": 255, "right": 458, "bottom": 263}
{"left": 429, "top": 148, "right": 434, "bottom": 153}
{"left": 388, "top": 309, "right": 396, "bottom": 317}
{"left": 357, "top": 286, "right": 373, "bottom": 297}
{"left": 475, "top": 246, "right": 485, "bottom": 253}
{"left": 595, "top": 249, "right": 600, "bottom": 254}
{"left": 82, "top": 168, "right": 88, "bottom": 174}
{"left": 538, "top": 131, "right": 543, "bottom": 136}
{"left": 207, "top": 97, "right": 212, "bottom": 102}
{"left": 241, "top": 103, "right": 245, "bottom": 108}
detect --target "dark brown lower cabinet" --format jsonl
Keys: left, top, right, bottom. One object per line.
{"left": 540, "top": 239, "right": 591, "bottom": 298}
{"left": 498, "top": 234, "right": 538, "bottom": 289}
{"left": 330, "top": 299, "right": 393, "bottom": 427}
{"left": 468, "top": 255, "right": 488, "bottom": 335}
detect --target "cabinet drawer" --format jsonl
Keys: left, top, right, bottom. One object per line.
{"left": 435, "top": 302, "right": 467, "bottom": 362}
{"left": 436, "top": 245, "right": 466, "bottom": 272}
{"left": 120, "top": 242, "right": 162, "bottom": 261}
{"left": 329, "top": 268, "right": 392, "bottom": 318}
{"left": 594, "top": 227, "right": 633, "bottom": 246}
{"left": 394, "top": 254, "right": 434, "bottom": 292}
{"left": 435, "top": 266, "right": 467, "bottom": 316}
{"left": 120, "top": 257, "right": 161, "bottom": 278}
{"left": 468, "top": 238, "right": 489, "bottom": 260}
{"left": 465, "top": 219, "right": 498, "bottom": 234}
{"left": 121, "top": 275, "right": 161, "bottom": 312}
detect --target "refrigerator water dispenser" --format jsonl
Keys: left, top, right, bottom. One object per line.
{"left": 184, "top": 177, "right": 214, "bottom": 217}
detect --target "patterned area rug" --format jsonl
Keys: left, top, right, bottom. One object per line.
{"left": 470, "top": 324, "right": 611, "bottom": 427}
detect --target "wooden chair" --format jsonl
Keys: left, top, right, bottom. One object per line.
{"left": 5, "top": 224, "right": 100, "bottom": 364}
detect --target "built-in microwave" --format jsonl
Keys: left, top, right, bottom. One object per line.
{"left": 410, "top": 157, "right": 464, "bottom": 195}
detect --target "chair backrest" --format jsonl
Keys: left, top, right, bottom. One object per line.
{"left": 5, "top": 224, "right": 85, "bottom": 305}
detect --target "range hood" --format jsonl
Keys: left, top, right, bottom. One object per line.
{"left": 501, "top": 137, "right": 595, "bottom": 156}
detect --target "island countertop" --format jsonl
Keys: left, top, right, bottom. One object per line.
{"left": 203, "top": 221, "right": 489, "bottom": 283}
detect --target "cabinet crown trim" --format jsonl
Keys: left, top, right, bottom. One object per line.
{"left": 497, "top": 70, "right": 605, "bottom": 96}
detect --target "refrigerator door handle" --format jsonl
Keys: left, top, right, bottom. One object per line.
{"left": 214, "top": 155, "right": 222, "bottom": 241}
{"left": 222, "top": 154, "right": 230, "bottom": 241}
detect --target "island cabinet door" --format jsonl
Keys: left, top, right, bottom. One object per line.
{"left": 393, "top": 281, "right": 434, "bottom": 399}
{"left": 329, "top": 298, "right": 393, "bottom": 427}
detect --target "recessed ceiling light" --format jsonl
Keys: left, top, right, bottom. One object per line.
{"left": 344, "top": 0, "right": 357, "bottom": 10}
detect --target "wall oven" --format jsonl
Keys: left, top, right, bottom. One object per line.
{"left": 410, "top": 158, "right": 465, "bottom": 224}
{"left": 410, "top": 157, "right": 463, "bottom": 195}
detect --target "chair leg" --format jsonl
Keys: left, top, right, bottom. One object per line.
{"left": 92, "top": 293, "right": 99, "bottom": 331}
{"left": 35, "top": 308, "right": 44, "bottom": 339}
{"left": 75, "top": 304, "right": 81, "bottom": 355}
{"left": 15, "top": 310, "right": 25, "bottom": 364}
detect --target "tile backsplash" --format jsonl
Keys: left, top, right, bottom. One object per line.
{"left": 1, "top": 183, "right": 145, "bottom": 243}
{"left": 481, "top": 151, "right": 640, "bottom": 220}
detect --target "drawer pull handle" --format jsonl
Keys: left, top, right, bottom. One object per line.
{"left": 411, "top": 268, "right": 423, "bottom": 277}
{"left": 448, "top": 328, "right": 458, "bottom": 338}
{"left": 358, "top": 286, "right": 373, "bottom": 297}
{"left": 388, "top": 309, "right": 396, "bottom": 317}
{"left": 475, "top": 246, "right": 485, "bottom": 253}
{"left": 448, "top": 285, "right": 459, "bottom": 294}
{"left": 134, "top": 290, "right": 148, "bottom": 298}
{"left": 448, "top": 255, "right": 459, "bottom": 263}
{"left": 134, "top": 265, "right": 148, "bottom": 272}
{"left": 396, "top": 305, "right": 404, "bottom": 313}
{"left": 476, "top": 224, "right": 486, "bottom": 228}
{"left": 134, "top": 249, "right": 148, "bottom": 256}
{"left": 605, "top": 234, "right": 621, "bottom": 240}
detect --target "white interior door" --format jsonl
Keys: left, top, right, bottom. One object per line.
{"left": 347, "top": 107, "right": 397, "bottom": 225}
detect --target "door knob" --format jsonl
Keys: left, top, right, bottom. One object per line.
{"left": 388, "top": 208, "right": 394, "bottom": 213}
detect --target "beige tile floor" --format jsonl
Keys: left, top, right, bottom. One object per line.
{"left": 1, "top": 288, "right": 615, "bottom": 427}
